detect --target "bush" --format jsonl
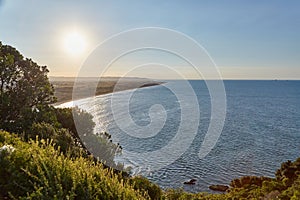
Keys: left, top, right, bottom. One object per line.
{"left": 230, "top": 176, "right": 272, "bottom": 189}
{"left": 0, "top": 131, "right": 149, "bottom": 199}
{"left": 29, "top": 122, "right": 82, "bottom": 156}
{"left": 129, "top": 176, "right": 162, "bottom": 200}
{"left": 54, "top": 107, "right": 95, "bottom": 140}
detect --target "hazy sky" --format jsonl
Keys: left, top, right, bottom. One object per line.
{"left": 0, "top": 0, "right": 299, "bottom": 79}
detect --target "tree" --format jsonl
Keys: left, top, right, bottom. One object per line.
{"left": 55, "top": 107, "right": 95, "bottom": 140}
{"left": 0, "top": 42, "right": 122, "bottom": 170}
{"left": 0, "top": 41, "right": 56, "bottom": 133}
{"left": 54, "top": 107, "right": 123, "bottom": 168}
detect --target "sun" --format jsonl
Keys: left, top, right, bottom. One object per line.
{"left": 63, "top": 31, "right": 86, "bottom": 56}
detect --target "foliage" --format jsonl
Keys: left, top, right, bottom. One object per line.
{"left": 0, "top": 42, "right": 130, "bottom": 197}
{"left": 212, "top": 158, "right": 300, "bottom": 200}
{"left": 161, "top": 158, "right": 300, "bottom": 200}
{"left": 163, "top": 189, "right": 222, "bottom": 200}
{"left": 230, "top": 176, "right": 272, "bottom": 188}
{"left": 0, "top": 41, "right": 147, "bottom": 198}
{"left": 276, "top": 158, "right": 300, "bottom": 186}
{"left": 54, "top": 107, "right": 95, "bottom": 140}
{"left": 129, "top": 176, "right": 162, "bottom": 200}
{"left": 0, "top": 131, "right": 149, "bottom": 200}
{"left": 0, "top": 41, "right": 56, "bottom": 133}
{"left": 29, "top": 122, "right": 82, "bottom": 156}
{"left": 54, "top": 107, "right": 123, "bottom": 168}
{"left": 2, "top": 41, "right": 300, "bottom": 199}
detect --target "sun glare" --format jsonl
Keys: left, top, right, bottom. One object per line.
{"left": 64, "top": 31, "right": 86, "bottom": 56}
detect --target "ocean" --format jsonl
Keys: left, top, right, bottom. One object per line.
{"left": 58, "top": 80, "right": 300, "bottom": 192}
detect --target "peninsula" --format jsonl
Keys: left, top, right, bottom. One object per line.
{"left": 50, "top": 77, "right": 163, "bottom": 105}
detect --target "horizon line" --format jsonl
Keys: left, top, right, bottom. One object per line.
{"left": 49, "top": 76, "right": 300, "bottom": 81}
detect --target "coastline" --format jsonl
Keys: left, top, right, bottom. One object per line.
{"left": 52, "top": 79, "right": 164, "bottom": 106}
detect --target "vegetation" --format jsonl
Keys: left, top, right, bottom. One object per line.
{"left": 0, "top": 131, "right": 148, "bottom": 199}
{"left": 0, "top": 42, "right": 56, "bottom": 133}
{"left": 3, "top": 128, "right": 300, "bottom": 199}
{"left": 0, "top": 41, "right": 138, "bottom": 198}
{"left": 129, "top": 176, "right": 162, "bottom": 200}
{"left": 1, "top": 41, "right": 300, "bottom": 199}
{"left": 163, "top": 161, "right": 300, "bottom": 199}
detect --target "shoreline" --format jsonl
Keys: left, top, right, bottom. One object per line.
{"left": 53, "top": 81, "right": 164, "bottom": 106}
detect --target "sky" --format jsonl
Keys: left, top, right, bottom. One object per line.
{"left": 0, "top": 0, "right": 299, "bottom": 79}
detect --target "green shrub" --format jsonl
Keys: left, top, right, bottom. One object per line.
{"left": 54, "top": 107, "right": 95, "bottom": 140}
{"left": 53, "top": 107, "right": 123, "bottom": 168}
{"left": 0, "top": 131, "right": 149, "bottom": 199}
{"left": 29, "top": 122, "right": 82, "bottom": 156}
{"left": 230, "top": 176, "right": 272, "bottom": 189}
{"left": 129, "top": 176, "right": 162, "bottom": 200}
{"left": 163, "top": 188, "right": 223, "bottom": 200}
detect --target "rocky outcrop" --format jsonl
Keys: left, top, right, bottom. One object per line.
{"left": 184, "top": 179, "right": 197, "bottom": 185}
{"left": 209, "top": 184, "right": 229, "bottom": 192}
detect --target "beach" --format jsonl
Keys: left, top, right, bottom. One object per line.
{"left": 51, "top": 77, "right": 163, "bottom": 105}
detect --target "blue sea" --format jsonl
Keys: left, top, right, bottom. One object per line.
{"left": 59, "top": 80, "right": 300, "bottom": 192}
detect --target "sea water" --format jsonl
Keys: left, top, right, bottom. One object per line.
{"left": 59, "top": 80, "right": 300, "bottom": 192}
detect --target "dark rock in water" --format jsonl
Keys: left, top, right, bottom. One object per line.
{"left": 184, "top": 179, "right": 197, "bottom": 185}
{"left": 209, "top": 185, "right": 229, "bottom": 192}
{"left": 184, "top": 181, "right": 195, "bottom": 185}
